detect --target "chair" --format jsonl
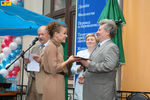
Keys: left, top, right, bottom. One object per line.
{"left": 127, "top": 93, "right": 150, "bottom": 100}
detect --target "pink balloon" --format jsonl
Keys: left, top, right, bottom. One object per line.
{"left": 8, "top": 71, "right": 13, "bottom": 77}
{"left": 14, "top": 66, "right": 20, "bottom": 72}
{"left": 4, "top": 36, "right": 13, "bottom": 46}
{"left": 12, "top": 70, "right": 18, "bottom": 77}
{"left": 12, "top": 36, "right": 16, "bottom": 39}
{"left": 8, "top": 36, "right": 15, "bottom": 39}
{"left": 1, "top": 42, "right": 7, "bottom": 48}
{"left": 1, "top": 49, "right": 3, "bottom": 53}
{"left": 5, "top": 75, "right": 10, "bottom": 78}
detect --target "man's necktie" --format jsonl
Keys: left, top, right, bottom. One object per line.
{"left": 40, "top": 44, "right": 45, "bottom": 53}
{"left": 97, "top": 42, "right": 100, "bottom": 48}
{"left": 90, "top": 42, "right": 100, "bottom": 56}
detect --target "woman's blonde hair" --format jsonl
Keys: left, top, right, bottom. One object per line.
{"left": 85, "top": 33, "right": 98, "bottom": 43}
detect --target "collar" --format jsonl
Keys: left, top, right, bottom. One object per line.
{"left": 43, "top": 40, "right": 50, "bottom": 47}
{"left": 41, "top": 40, "right": 50, "bottom": 48}
{"left": 51, "top": 38, "right": 61, "bottom": 47}
{"left": 100, "top": 38, "right": 111, "bottom": 46}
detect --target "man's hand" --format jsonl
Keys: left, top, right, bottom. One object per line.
{"left": 33, "top": 55, "right": 41, "bottom": 63}
{"left": 24, "top": 58, "right": 30, "bottom": 65}
{"left": 79, "top": 59, "right": 90, "bottom": 68}
{"left": 78, "top": 75, "right": 85, "bottom": 84}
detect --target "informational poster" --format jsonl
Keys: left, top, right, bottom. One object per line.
{"left": 76, "top": 0, "right": 107, "bottom": 53}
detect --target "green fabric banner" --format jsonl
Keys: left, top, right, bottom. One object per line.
{"left": 62, "top": 41, "right": 68, "bottom": 100}
{"left": 98, "top": 0, "right": 126, "bottom": 64}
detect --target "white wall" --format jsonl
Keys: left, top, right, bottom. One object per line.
{"left": 24, "top": 0, "right": 43, "bottom": 14}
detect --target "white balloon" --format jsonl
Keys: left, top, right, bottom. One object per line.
{"left": 13, "top": 37, "right": 21, "bottom": 44}
{"left": 3, "top": 47, "right": 11, "bottom": 55}
{"left": 14, "top": 60, "right": 20, "bottom": 67}
{"left": 0, "top": 69, "right": 8, "bottom": 76}
{"left": 0, "top": 53, "right": 6, "bottom": 60}
{"left": 11, "top": 0, "right": 18, "bottom": 5}
{"left": 9, "top": 42, "right": 17, "bottom": 50}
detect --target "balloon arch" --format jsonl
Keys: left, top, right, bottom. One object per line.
{"left": 0, "top": 36, "right": 22, "bottom": 78}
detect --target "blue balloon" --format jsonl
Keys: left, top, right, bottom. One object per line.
{"left": 2, "top": 58, "right": 10, "bottom": 66}
{"left": 0, "top": 64, "right": 5, "bottom": 70}
{"left": 14, "top": 49, "right": 20, "bottom": 55}
{"left": 11, "top": 50, "right": 17, "bottom": 55}
{"left": 8, "top": 53, "right": 16, "bottom": 60}
{"left": 17, "top": 44, "right": 22, "bottom": 50}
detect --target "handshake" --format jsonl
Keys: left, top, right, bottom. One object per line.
{"left": 67, "top": 55, "right": 90, "bottom": 68}
{"left": 72, "top": 56, "right": 90, "bottom": 67}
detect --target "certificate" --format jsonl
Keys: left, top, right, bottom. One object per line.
{"left": 74, "top": 56, "right": 89, "bottom": 60}
{"left": 25, "top": 53, "right": 40, "bottom": 72}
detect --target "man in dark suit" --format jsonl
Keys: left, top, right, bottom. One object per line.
{"left": 25, "top": 26, "right": 50, "bottom": 100}
{"left": 78, "top": 19, "right": 119, "bottom": 100}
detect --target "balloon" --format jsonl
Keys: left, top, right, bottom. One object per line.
{"left": 0, "top": 65, "right": 2, "bottom": 70}
{"left": 0, "top": 69, "right": 8, "bottom": 76}
{"left": 1, "top": 42, "right": 7, "bottom": 48}
{"left": 13, "top": 37, "right": 21, "bottom": 44}
{"left": 0, "top": 64, "right": 5, "bottom": 69}
{"left": 9, "top": 42, "right": 18, "bottom": 50}
{"left": 0, "top": 64, "right": 5, "bottom": 70}
{"left": 14, "top": 49, "right": 20, "bottom": 55}
{"left": 0, "top": 53, "right": 6, "bottom": 60}
{"left": 8, "top": 52, "right": 16, "bottom": 60}
{"left": 8, "top": 36, "right": 16, "bottom": 39}
{"left": 1, "top": 49, "right": 3, "bottom": 53}
{"left": 3, "top": 47, "right": 11, "bottom": 55}
{"left": 11, "top": 50, "right": 17, "bottom": 55}
{"left": 11, "top": 70, "right": 17, "bottom": 76}
{"left": 14, "top": 66, "right": 20, "bottom": 72}
{"left": 13, "top": 60, "right": 20, "bottom": 67}
{"left": 2, "top": 58, "right": 10, "bottom": 66}
{"left": 17, "top": 44, "right": 22, "bottom": 50}
{"left": 4, "top": 36, "right": 13, "bottom": 46}
{"left": 8, "top": 71, "right": 13, "bottom": 77}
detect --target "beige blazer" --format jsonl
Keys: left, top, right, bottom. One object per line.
{"left": 41, "top": 39, "right": 67, "bottom": 100}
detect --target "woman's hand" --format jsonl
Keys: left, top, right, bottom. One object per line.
{"left": 68, "top": 55, "right": 81, "bottom": 63}
{"left": 79, "top": 59, "right": 90, "bottom": 68}
{"left": 33, "top": 55, "right": 41, "bottom": 63}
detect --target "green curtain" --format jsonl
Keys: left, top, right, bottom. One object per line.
{"left": 98, "top": 0, "right": 126, "bottom": 64}
{"left": 62, "top": 39, "right": 68, "bottom": 100}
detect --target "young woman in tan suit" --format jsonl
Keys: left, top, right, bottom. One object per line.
{"left": 34, "top": 21, "right": 80, "bottom": 100}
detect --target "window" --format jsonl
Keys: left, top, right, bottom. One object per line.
{"left": 71, "top": 0, "right": 76, "bottom": 6}
{"left": 43, "top": 0, "right": 51, "bottom": 15}
{"left": 54, "top": 0, "right": 66, "bottom": 11}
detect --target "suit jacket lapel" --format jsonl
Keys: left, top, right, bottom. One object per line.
{"left": 40, "top": 51, "right": 44, "bottom": 57}
{"left": 90, "top": 40, "right": 112, "bottom": 59}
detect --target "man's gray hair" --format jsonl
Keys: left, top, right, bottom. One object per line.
{"left": 99, "top": 19, "right": 117, "bottom": 38}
